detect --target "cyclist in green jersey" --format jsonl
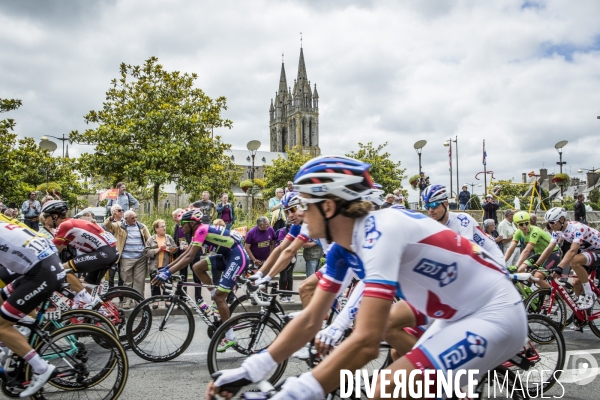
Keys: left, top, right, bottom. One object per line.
{"left": 504, "top": 211, "right": 560, "bottom": 289}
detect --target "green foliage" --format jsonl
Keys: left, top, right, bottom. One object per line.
{"left": 562, "top": 196, "right": 575, "bottom": 211}
{"left": 469, "top": 194, "right": 482, "bottom": 210}
{"left": 552, "top": 173, "right": 570, "bottom": 185}
{"left": 489, "top": 180, "right": 549, "bottom": 211}
{"left": 70, "top": 57, "right": 238, "bottom": 209}
{"left": 588, "top": 202, "right": 600, "bottom": 211}
{"left": 346, "top": 142, "right": 406, "bottom": 195}
{"left": 137, "top": 212, "right": 176, "bottom": 236}
{"left": 408, "top": 174, "right": 420, "bottom": 188}
{"left": 263, "top": 147, "right": 313, "bottom": 199}
{"left": 589, "top": 188, "right": 600, "bottom": 204}
{"left": 240, "top": 179, "right": 253, "bottom": 189}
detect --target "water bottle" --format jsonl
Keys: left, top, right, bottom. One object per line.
{"left": 197, "top": 299, "right": 212, "bottom": 317}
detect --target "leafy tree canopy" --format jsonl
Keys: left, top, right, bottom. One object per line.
{"left": 263, "top": 147, "right": 313, "bottom": 199}
{"left": 70, "top": 57, "right": 237, "bottom": 208}
{"left": 346, "top": 142, "right": 406, "bottom": 196}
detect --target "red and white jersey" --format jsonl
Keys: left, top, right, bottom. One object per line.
{"left": 53, "top": 219, "right": 117, "bottom": 253}
{"left": 550, "top": 221, "right": 600, "bottom": 250}
{"left": 0, "top": 219, "right": 57, "bottom": 274}
{"left": 445, "top": 212, "right": 504, "bottom": 262}
{"left": 319, "top": 208, "right": 515, "bottom": 322}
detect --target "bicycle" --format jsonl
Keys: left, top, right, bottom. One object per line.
{"left": 524, "top": 268, "right": 600, "bottom": 335}
{"left": 0, "top": 293, "right": 128, "bottom": 399}
{"left": 124, "top": 274, "right": 249, "bottom": 362}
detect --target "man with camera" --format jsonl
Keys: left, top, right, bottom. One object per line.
{"left": 417, "top": 171, "right": 429, "bottom": 192}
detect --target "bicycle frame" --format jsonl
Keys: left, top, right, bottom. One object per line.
{"left": 545, "top": 270, "right": 600, "bottom": 323}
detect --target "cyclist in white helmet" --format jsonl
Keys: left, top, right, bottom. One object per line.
{"left": 206, "top": 156, "right": 525, "bottom": 400}
{"left": 535, "top": 207, "right": 600, "bottom": 309}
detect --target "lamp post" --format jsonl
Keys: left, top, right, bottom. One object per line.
{"left": 443, "top": 136, "right": 458, "bottom": 203}
{"left": 39, "top": 137, "right": 57, "bottom": 154}
{"left": 554, "top": 140, "right": 568, "bottom": 199}
{"left": 413, "top": 140, "right": 427, "bottom": 209}
{"left": 246, "top": 140, "right": 261, "bottom": 217}
{"left": 41, "top": 134, "right": 70, "bottom": 158}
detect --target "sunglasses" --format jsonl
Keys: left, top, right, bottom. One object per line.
{"left": 116, "top": 210, "right": 123, "bottom": 212}
{"left": 548, "top": 220, "right": 560, "bottom": 226}
{"left": 424, "top": 201, "right": 443, "bottom": 210}
{"left": 298, "top": 197, "right": 327, "bottom": 210}
{"left": 517, "top": 222, "right": 529, "bottom": 227}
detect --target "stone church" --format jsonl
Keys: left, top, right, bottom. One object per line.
{"left": 269, "top": 47, "right": 321, "bottom": 157}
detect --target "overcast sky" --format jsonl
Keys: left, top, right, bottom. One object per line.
{"left": 2, "top": 0, "right": 600, "bottom": 200}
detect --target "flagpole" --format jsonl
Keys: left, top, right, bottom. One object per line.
{"left": 449, "top": 140, "right": 453, "bottom": 199}
{"left": 483, "top": 140, "right": 487, "bottom": 195}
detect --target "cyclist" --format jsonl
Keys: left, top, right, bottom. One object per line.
{"left": 206, "top": 156, "right": 526, "bottom": 400}
{"left": 535, "top": 207, "right": 600, "bottom": 309}
{"left": 42, "top": 201, "right": 119, "bottom": 306}
{"left": 504, "top": 211, "right": 560, "bottom": 289}
{"left": 0, "top": 214, "right": 65, "bottom": 396}
{"left": 151, "top": 208, "right": 248, "bottom": 352}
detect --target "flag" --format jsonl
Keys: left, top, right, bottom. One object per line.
{"left": 448, "top": 140, "right": 452, "bottom": 169}
{"left": 482, "top": 140, "right": 487, "bottom": 166}
{"left": 99, "top": 189, "right": 118, "bottom": 201}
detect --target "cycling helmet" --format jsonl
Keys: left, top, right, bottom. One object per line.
{"left": 281, "top": 191, "right": 301, "bottom": 209}
{"left": 175, "top": 209, "right": 186, "bottom": 221}
{"left": 373, "top": 183, "right": 383, "bottom": 189}
{"left": 513, "top": 211, "right": 530, "bottom": 224}
{"left": 180, "top": 208, "right": 203, "bottom": 224}
{"left": 41, "top": 200, "right": 68, "bottom": 216}
{"left": 544, "top": 207, "right": 567, "bottom": 223}
{"left": 362, "top": 189, "right": 385, "bottom": 206}
{"left": 421, "top": 185, "right": 448, "bottom": 204}
{"left": 293, "top": 155, "right": 374, "bottom": 201}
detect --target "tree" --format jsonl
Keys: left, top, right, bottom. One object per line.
{"left": 71, "top": 57, "right": 235, "bottom": 209}
{"left": 263, "top": 147, "right": 313, "bottom": 199}
{"left": 589, "top": 188, "right": 600, "bottom": 204}
{"left": 346, "top": 142, "right": 406, "bottom": 195}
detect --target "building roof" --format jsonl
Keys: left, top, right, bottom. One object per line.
{"left": 225, "top": 149, "right": 287, "bottom": 167}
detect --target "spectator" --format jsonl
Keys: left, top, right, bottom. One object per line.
{"left": 41, "top": 195, "right": 54, "bottom": 206}
{"left": 104, "top": 204, "right": 126, "bottom": 287}
{"left": 216, "top": 194, "right": 235, "bottom": 230}
{"left": 497, "top": 209, "right": 519, "bottom": 265}
{"left": 574, "top": 194, "right": 587, "bottom": 224}
{"left": 458, "top": 185, "right": 470, "bottom": 211}
{"left": 482, "top": 194, "right": 500, "bottom": 224}
{"left": 244, "top": 217, "right": 276, "bottom": 268}
{"left": 106, "top": 182, "right": 139, "bottom": 214}
{"left": 530, "top": 214, "right": 538, "bottom": 227}
{"left": 303, "top": 237, "right": 324, "bottom": 279}
{"left": 213, "top": 218, "right": 226, "bottom": 227}
{"left": 284, "top": 181, "right": 294, "bottom": 194}
{"left": 145, "top": 219, "right": 177, "bottom": 308}
{"left": 3, "top": 208, "right": 17, "bottom": 218}
{"left": 191, "top": 191, "right": 215, "bottom": 224}
{"left": 380, "top": 194, "right": 395, "bottom": 209}
{"left": 417, "top": 172, "right": 430, "bottom": 192}
{"left": 483, "top": 219, "right": 503, "bottom": 249}
{"left": 0, "top": 200, "right": 6, "bottom": 214}
{"left": 104, "top": 209, "right": 150, "bottom": 307}
{"left": 393, "top": 189, "right": 405, "bottom": 206}
{"left": 278, "top": 222, "right": 297, "bottom": 303}
{"left": 269, "top": 188, "right": 286, "bottom": 232}
{"left": 21, "top": 191, "right": 41, "bottom": 231}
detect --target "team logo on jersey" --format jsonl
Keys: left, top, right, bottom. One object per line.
{"left": 363, "top": 216, "right": 382, "bottom": 249}
{"left": 473, "top": 233, "right": 486, "bottom": 247}
{"left": 0, "top": 244, "right": 8, "bottom": 252}
{"left": 439, "top": 332, "right": 488, "bottom": 370}
{"left": 576, "top": 231, "right": 582, "bottom": 238}
{"left": 413, "top": 259, "right": 458, "bottom": 287}
{"left": 457, "top": 214, "right": 470, "bottom": 227}
{"left": 99, "top": 252, "right": 108, "bottom": 258}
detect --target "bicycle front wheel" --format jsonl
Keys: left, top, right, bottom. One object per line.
{"left": 97, "top": 288, "right": 147, "bottom": 349}
{"left": 27, "top": 324, "right": 129, "bottom": 399}
{"left": 523, "top": 288, "right": 567, "bottom": 330}
{"left": 207, "top": 312, "right": 287, "bottom": 384}
{"left": 125, "top": 295, "right": 195, "bottom": 362}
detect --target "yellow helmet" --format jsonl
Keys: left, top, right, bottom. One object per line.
{"left": 513, "top": 211, "right": 530, "bottom": 224}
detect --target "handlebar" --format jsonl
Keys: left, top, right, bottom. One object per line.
{"left": 510, "top": 273, "right": 539, "bottom": 282}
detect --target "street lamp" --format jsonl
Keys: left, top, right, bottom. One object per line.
{"left": 41, "top": 134, "right": 70, "bottom": 158}
{"left": 443, "top": 136, "right": 458, "bottom": 203}
{"left": 39, "top": 137, "right": 57, "bottom": 153}
{"left": 246, "top": 140, "right": 261, "bottom": 216}
{"left": 413, "top": 140, "right": 427, "bottom": 209}
{"left": 554, "top": 140, "right": 568, "bottom": 198}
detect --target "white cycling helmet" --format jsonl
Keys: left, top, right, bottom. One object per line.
{"left": 362, "top": 189, "right": 385, "bottom": 206}
{"left": 421, "top": 184, "right": 448, "bottom": 204}
{"left": 544, "top": 207, "right": 567, "bottom": 223}
{"left": 293, "top": 155, "right": 374, "bottom": 202}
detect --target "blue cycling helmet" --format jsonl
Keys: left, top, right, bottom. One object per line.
{"left": 421, "top": 184, "right": 448, "bottom": 204}
{"left": 281, "top": 191, "right": 301, "bottom": 209}
{"left": 293, "top": 155, "right": 374, "bottom": 201}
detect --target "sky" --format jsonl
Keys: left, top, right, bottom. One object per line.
{"left": 2, "top": 0, "right": 600, "bottom": 201}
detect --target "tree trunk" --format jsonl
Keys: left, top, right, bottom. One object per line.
{"left": 153, "top": 183, "right": 160, "bottom": 212}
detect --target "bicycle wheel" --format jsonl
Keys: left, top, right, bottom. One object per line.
{"left": 27, "top": 325, "right": 129, "bottom": 399}
{"left": 587, "top": 294, "right": 600, "bottom": 338}
{"left": 41, "top": 309, "right": 119, "bottom": 339}
{"left": 207, "top": 312, "right": 287, "bottom": 384}
{"left": 97, "top": 288, "right": 147, "bottom": 348}
{"left": 523, "top": 288, "right": 567, "bottom": 330}
{"left": 125, "top": 295, "right": 195, "bottom": 362}
{"left": 228, "top": 294, "right": 248, "bottom": 314}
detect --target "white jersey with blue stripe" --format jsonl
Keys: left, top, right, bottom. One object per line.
{"left": 445, "top": 211, "right": 504, "bottom": 264}
{"left": 317, "top": 208, "right": 511, "bottom": 322}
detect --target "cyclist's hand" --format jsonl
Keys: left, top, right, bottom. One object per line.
{"left": 207, "top": 352, "right": 276, "bottom": 399}
{"left": 254, "top": 260, "right": 263, "bottom": 267}
{"left": 254, "top": 275, "right": 272, "bottom": 286}
{"left": 248, "top": 271, "right": 263, "bottom": 281}
{"left": 315, "top": 326, "right": 344, "bottom": 354}
{"left": 271, "top": 373, "right": 324, "bottom": 400}
{"left": 153, "top": 269, "right": 171, "bottom": 285}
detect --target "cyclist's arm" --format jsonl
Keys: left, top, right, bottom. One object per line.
{"left": 256, "top": 239, "right": 291, "bottom": 275}
{"left": 266, "top": 237, "right": 305, "bottom": 279}
{"left": 504, "top": 240, "right": 518, "bottom": 262}
{"left": 558, "top": 241, "right": 580, "bottom": 269}
{"left": 535, "top": 240, "right": 558, "bottom": 267}
{"left": 513, "top": 242, "right": 535, "bottom": 267}
{"left": 167, "top": 244, "right": 200, "bottom": 273}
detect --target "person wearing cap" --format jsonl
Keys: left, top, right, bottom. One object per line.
{"left": 458, "top": 185, "right": 470, "bottom": 211}
{"left": 380, "top": 193, "right": 395, "bottom": 209}
{"left": 482, "top": 193, "right": 500, "bottom": 224}
{"left": 497, "top": 209, "right": 519, "bottom": 265}
{"left": 417, "top": 171, "right": 429, "bottom": 192}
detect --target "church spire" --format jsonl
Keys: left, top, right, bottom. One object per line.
{"left": 278, "top": 62, "right": 287, "bottom": 94}
{"left": 297, "top": 47, "right": 308, "bottom": 83}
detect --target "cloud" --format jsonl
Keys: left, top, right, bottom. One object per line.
{"left": 1, "top": 0, "right": 600, "bottom": 202}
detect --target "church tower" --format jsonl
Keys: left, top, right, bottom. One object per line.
{"left": 269, "top": 48, "right": 320, "bottom": 157}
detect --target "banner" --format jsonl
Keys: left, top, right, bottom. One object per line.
{"left": 482, "top": 140, "right": 487, "bottom": 166}
{"left": 234, "top": 226, "right": 248, "bottom": 238}
{"left": 99, "top": 189, "right": 118, "bottom": 201}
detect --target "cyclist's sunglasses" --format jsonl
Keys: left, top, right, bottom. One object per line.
{"left": 517, "top": 222, "right": 529, "bottom": 227}
{"left": 424, "top": 201, "right": 443, "bottom": 210}
{"left": 285, "top": 205, "right": 301, "bottom": 213}
{"left": 548, "top": 220, "right": 560, "bottom": 226}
